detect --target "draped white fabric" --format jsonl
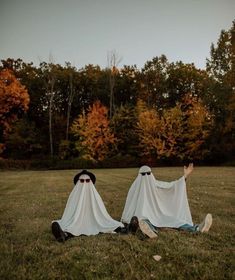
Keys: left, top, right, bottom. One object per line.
{"left": 56, "top": 174, "right": 124, "bottom": 236}
{"left": 121, "top": 166, "right": 193, "bottom": 228}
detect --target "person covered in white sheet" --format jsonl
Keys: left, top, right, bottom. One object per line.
{"left": 121, "top": 163, "right": 212, "bottom": 238}
{"left": 51, "top": 170, "right": 124, "bottom": 242}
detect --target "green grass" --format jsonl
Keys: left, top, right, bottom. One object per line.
{"left": 0, "top": 167, "right": 234, "bottom": 280}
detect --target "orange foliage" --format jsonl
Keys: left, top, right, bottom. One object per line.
{"left": 71, "top": 101, "right": 116, "bottom": 161}
{"left": 0, "top": 69, "right": 30, "bottom": 135}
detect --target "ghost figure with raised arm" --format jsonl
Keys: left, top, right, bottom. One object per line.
{"left": 121, "top": 164, "right": 212, "bottom": 238}
{"left": 51, "top": 170, "right": 124, "bottom": 242}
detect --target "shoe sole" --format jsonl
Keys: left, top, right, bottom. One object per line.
{"left": 51, "top": 222, "right": 65, "bottom": 242}
{"left": 139, "top": 220, "right": 158, "bottom": 239}
{"left": 201, "top": 214, "right": 213, "bottom": 232}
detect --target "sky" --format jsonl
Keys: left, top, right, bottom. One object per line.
{"left": 1, "top": 0, "right": 234, "bottom": 70}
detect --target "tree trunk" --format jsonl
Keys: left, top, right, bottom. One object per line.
{"left": 66, "top": 73, "right": 74, "bottom": 141}
{"left": 109, "top": 70, "right": 115, "bottom": 118}
{"left": 48, "top": 76, "right": 55, "bottom": 157}
{"left": 107, "top": 50, "right": 121, "bottom": 118}
{"left": 49, "top": 93, "right": 54, "bottom": 157}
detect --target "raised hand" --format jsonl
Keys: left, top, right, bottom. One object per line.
{"left": 184, "top": 163, "right": 194, "bottom": 179}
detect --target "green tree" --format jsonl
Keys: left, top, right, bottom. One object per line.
{"left": 115, "top": 65, "right": 140, "bottom": 107}
{"left": 39, "top": 61, "right": 73, "bottom": 157}
{"left": 4, "top": 118, "right": 42, "bottom": 159}
{"left": 206, "top": 21, "right": 235, "bottom": 162}
{"left": 140, "top": 55, "right": 169, "bottom": 109}
{"left": 166, "top": 61, "right": 211, "bottom": 108}
{"left": 111, "top": 105, "right": 139, "bottom": 156}
{"left": 206, "top": 21, "right": 235, "bottom": 85}
{"left": 77, "top": 64, "right": 106, "bottom": 109}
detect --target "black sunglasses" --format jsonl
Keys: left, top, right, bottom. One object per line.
{"left": 79, "top": 179, "right": 91, "bottom": 183}
{"left": 140, "top": 172, "right": 151, "bottom": 176}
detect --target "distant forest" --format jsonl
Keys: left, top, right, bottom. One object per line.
{"left": 0, "top": 21, "right": 234, "bottom": 169}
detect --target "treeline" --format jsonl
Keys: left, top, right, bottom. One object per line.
{"left": 0, "top": 22, "right": 234, "bottom": 168}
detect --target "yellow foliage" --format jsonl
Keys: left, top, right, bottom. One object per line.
{"left": 138, "top": 105, "right": 184, "bottom": 158}
{"left": 137, "top": 95, "right": 213, "bottom": 161}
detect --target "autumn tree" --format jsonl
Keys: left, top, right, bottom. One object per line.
{"left": 136, "top": 95, "right": 212, "bottom": 164}
{"left": 178, "top": 94, "right": 212, "bottom": 160}
{"left": 136, "top": 100, "right": 183, "bottom": 164}
{"left": 0, "top": 69, "right": 30, "bottom": 154}
{"left": 71, "top": 101, "right": 116, "bottom": 162}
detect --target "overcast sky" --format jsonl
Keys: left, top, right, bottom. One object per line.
{"left": 1, "top": 0, "right": 234, "bottom": 70}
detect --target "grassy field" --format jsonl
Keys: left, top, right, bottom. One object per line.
{"left": 0, "top": 167, "right": 234, "bottom": 280}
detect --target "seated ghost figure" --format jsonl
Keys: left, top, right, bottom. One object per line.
{"left": 121, "top": 164, "right": 212, "bottom": 238}
{"left": 52, "top": 170, "right": 124, "bottom": 242}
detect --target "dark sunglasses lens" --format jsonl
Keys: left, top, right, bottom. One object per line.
{"left": 80, "top": 179, "right": 90, "bottom": 183}
{"left": 141, "top": 172, "right": 151, "bottom": 176}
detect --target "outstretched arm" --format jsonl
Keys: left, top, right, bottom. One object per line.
{"left": 154, "top": 163, "right": 194, "bottom": 189}
{"left": 184, "top": 163, "right": 194, "bottom": 179}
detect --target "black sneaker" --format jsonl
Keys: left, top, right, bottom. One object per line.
{"left": 128, "top": 216, "right": 139, "bottom": 233}
{"left": 51, "top": 222, "right": 66, "bottom": 242}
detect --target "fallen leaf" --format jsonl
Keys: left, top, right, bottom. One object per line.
{"left": 153, "top": 255, "right": 161, "bottom": 261}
